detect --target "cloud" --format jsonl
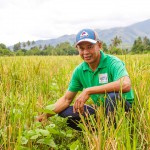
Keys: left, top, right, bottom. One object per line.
{"left": 0, "top": 0, "right": 150, "bottom": 46}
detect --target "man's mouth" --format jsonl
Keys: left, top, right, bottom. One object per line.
{"left": 84, "top": 56, "right": 92, "bottom": 60}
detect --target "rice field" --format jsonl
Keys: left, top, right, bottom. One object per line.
{"left": 0, "top": 54, "right": 150, "bottom": 150}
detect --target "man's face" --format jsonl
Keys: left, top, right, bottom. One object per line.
{"left": 76, "top": 42, "right": 100, "bottom": 64}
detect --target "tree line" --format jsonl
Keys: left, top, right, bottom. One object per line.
{"left": 0, "top": 36, "right": 150, "bottom": 56}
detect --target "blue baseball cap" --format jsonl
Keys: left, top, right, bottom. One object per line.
{"left": 75, "top": 29, "right": 100, "bottom": 46}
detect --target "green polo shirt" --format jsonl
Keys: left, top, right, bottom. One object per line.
{"left": 68, "top": 50, "right": 134, "bottom": 105}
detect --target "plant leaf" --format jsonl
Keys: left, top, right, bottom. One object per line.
{"left": 30, "top": 134, "right": 41, "bottom": 140}
{"left": 70, "top": 140, "right": 80, "bottom": 150}
{"left": 35, "top": 129, "right": 50, "bottom": 136}
{"left": 21, "top": 137, "right": 28, "bottom": 145}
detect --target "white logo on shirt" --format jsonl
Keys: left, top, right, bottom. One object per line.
{"left": 99, "top": 73, "right": 108, "bottom": 84}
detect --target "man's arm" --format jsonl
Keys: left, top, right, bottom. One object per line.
{"left": 73, "top": 76, "right": 131, "bottom": 113}
{"left": 37, "top": 91, "right": 77, "bottom": 122}
{"left": 86, "top": 76, "right": 131, "bottom": 94}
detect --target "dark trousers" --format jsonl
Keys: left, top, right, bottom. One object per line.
{"left": 58, "top": 92, "right": 132, "bottom": 130}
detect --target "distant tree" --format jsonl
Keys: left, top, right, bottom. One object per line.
{"left": 41, "top": 45, "right": 55, "bottom": 55}
{"left": 27, "top": 41, "right": 31, "bottom": 46}
{"left": 22, "top": 42, "right": 26, "bottom": 48}
{"left": 111, "top": 36, "right": 122, "bottom": 47}
{"left": 0, "top": 43, "right": 7, "bottom": 49}
{"left": 67, "top": 47, "right": 78, "bottom": 55}
{"left": 39, "top": 45, "right": 42, "bottom": 50}
{"left": 32, "top": 40, "right": 35, "bottom": 45}
{"left": 102, "top": 42, "right": 108, "bottom": 52}
{"left": 0, "top": 47, "right": 13, "bottom": 56}
{"left": 43, "top": 44, "right": 47, "bottom": 50}
{"left": 109, "top": 47, "right": 124, "bottom": 55}
{"left": 21, "top": 49, "right": 27, "bottom": 53}
{"left": 26, "top": 46, "right": 41, "bottom": 55}
{"left": 55, "top": 42, "right": 78, "bottom": 55}
{"left": 143, "top": 36, "right": 150, "bottom": 51}
{"left": 109, "top": 36, "right": 123, "bottom": 54}
{"left": 131, "top": 37, "right": 144, "bottom": 53}
{"left": 13, "top": 42, "right": 21, "bottom": 52}
{"left": 15, "top": 50, "right": 25, "bottom": 56}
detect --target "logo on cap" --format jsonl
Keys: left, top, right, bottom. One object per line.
{"left": 80, "top": 31, "right": 88, "bottom": 38}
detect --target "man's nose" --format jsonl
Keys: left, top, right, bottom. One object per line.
{"left": 83, "top": 49, "right": 89, "bottom": 54}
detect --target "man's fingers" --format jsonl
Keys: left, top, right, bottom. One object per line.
{"left": 77, "top": 106, "right": 84, "bottom": 114}
{"left": 73, "top": 100, "right": 79, "bottom": 113}
{"left": 75, "top": 100, "right": 81, "bottom": 112}
{"left": 73, "top": 100, "right": 85, "bottom": 114}
{"left": 73, "top": 104, "right": 76, "bottom": 113}
{"left": 73, "top": 100, "right": 78, "bottom": 113}
{"left": 73, "top": 101, "right": 77, "bottom": 113}
{"left": 81, "top": 106, "right": 84, "bottom": 114}
{"left": 38, "top": 117, "right": 43, "bottom": 122}
{"left": 36, "top": 114, "right": 47, "bottom": 122}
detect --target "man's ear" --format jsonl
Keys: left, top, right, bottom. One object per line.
{"left": 98, "top": 41, "right": 102, "bottom": 49}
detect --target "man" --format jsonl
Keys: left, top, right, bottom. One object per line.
{"left": 37, "top": 29, "right": 134, "bottom": 130}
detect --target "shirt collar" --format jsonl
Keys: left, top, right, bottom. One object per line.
{"left": 82, "top": 50, "right": 107, "bottom": 71}
{"left": 98, "top": 50, "right": 107, "bottom": 68}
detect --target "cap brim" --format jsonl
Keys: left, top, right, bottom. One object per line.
{"left": 75, "top": 38, "right": 97, "bottom": 47}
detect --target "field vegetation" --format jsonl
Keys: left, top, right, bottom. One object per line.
{"left": 0, "top": 54, "right": 150, "bottom": 150}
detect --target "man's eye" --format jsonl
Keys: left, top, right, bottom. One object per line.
{"left": 87, "top": 45, "right": 93, "bottom": 49}
{"left": 80, "top": 48, "right": 84, "bottom": 51}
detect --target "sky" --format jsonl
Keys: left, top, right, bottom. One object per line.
{"left": 0, "top": 0, "right": 150, "bottom": 46}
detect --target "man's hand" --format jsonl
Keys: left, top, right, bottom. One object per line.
{"left": 73, "top": 89, "right": 90, "bottom": 114}
{"left": 36, "top": 113, "right": 48, "bottom": 122}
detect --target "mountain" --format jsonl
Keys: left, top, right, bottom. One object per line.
{"left": 95, "top": 19, "right": 150, "bottom": 45}
{"left": 9, "top": 19, "right": 150, "bottom": 49}
{"left": 35, "top": 34, "right": 75, "bottom": 47}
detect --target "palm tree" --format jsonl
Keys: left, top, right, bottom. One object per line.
{"left": 111, "top": 36, "right": 122, "bottom": 47}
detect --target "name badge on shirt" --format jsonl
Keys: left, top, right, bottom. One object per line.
{"left": 99, "top": 73, "right": 108, "bottom": 84}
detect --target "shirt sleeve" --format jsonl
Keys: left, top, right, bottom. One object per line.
{"left": 68, "top": 67, "right": 83, "bottom": 92}
{"left": 110, "top": 59, "right": 129, "bottom": 81}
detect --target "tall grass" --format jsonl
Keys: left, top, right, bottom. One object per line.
{"left": 0, "top": 54, "right": 149, "bottom": 149}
